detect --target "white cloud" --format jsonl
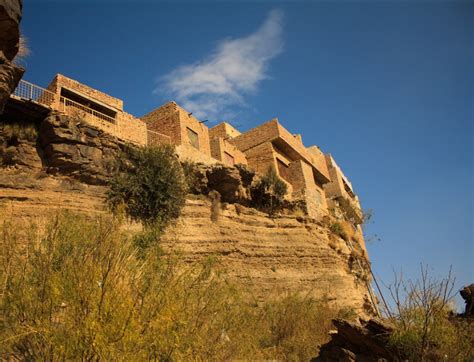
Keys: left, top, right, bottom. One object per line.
{"left": 157, "top": 9, "right": 284, "bottom": 120}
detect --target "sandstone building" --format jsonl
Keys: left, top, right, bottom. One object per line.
{"left": 209, "top": 122, "right": 247, "bottom": 166}
{"left": 11, "top": 74, "right": 363, "bottom": 222}
{"left": 229, "top": 119, "right": 331, "bottom": 218}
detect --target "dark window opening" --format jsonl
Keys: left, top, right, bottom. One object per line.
{"left": 313, "top": 171, "right": 325, "bottom": 188}
{"left": 342, "top": 179, "right": 355, "bottom": 198}
{"left": 187, "top": 127, "right": 199, "bottom": 149}
{"left": 277, "top": 158, "right": 291, "bottom": 184}
{"left": 60, "top": 88, "right": 117, "bottom": 119}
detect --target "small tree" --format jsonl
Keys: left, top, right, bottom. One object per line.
{"left": 107, "top": 144, "right": 186, "bottom": 230}
{"left": 384, "top": 265, "right": 473, "bottom": 361}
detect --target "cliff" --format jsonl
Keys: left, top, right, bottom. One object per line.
{"left": 0, "top": 0, "right": 24, "bottom": 112}
{"left": 0, "top": 106, "right": 376, "bottom": 316}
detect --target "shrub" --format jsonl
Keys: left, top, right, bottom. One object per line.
{"left": 250, "top": 166, "right": 287, "bottom": 214}
{"left": 255, "top": 294, "right": 337, "bottom": 360}
{"left": 384, "top": 265, "right": 474, "bottom": 361}
{"left": 107, "top": 144, "right": 186, "bottom": 229}
{"left": 0, "top": 211, "right": 345, "bottom": 360}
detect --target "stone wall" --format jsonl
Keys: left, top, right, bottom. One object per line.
{"left": 307, "top": 145, "right": 330, "bottom": 185}
{"left": 175, "top": 105, "right": 211, "bottom": 157}
{"left": 209, "top": 122, "right": 241, "bottom": 139}
{"left": 232, "top": 119, "right": 280, "bottom": 152}
{"left": 147, "top": 129, "right": 172, "bottom": 145}
{"left": 324, "top": 154, "right": 361, "bottom": 209}
{"left": 210, "top": 137, "right": 247, "bottom": 166}
{"left": 142, "top": 101, "right": 211, "bottom": 157}
{"left": 232, "top": 119, "right": 330, "bottom": 184}
{"left": 141, "top": 101, "right": 181, "bottom": 144}
{"left": 175, "top": 144, "right": 218, "bottom": 164}
{"left": 118, "top": 112, "right": 147, "bottom": 146}
{"left": 44, "top": 74, "right": 149, "bottom": 145}
{"left": 288, "top": 160, "right": 328, "bottom": 216}
{"left": 46, "top": 74, "right": 123, "bottom": 111}
{"left": 241, "top": 141, "right": 277, "bottom": 176}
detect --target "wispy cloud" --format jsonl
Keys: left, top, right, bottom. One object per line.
{"left": 157, "top": 9, "right": 284, "bottom": 120}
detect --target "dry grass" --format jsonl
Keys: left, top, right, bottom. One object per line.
{"left": 0, "top": 211, "right": 343, "bottom": 360}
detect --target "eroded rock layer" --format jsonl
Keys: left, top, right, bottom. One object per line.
{"left": 162, "top": 197, "right": 373, "bottom": 314}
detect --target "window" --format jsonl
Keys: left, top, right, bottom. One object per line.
{"left": 187, "top": 127, "right": 199, "bottom": 149}
{"left": 276, "top": 158, "right": 291, "bottom": 183}
{"left": 223, "top": 151, "right": 235, "bottom": 166}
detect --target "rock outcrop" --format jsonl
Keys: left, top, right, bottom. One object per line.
{"left": 0, "top": 0, "right": 24, "bottom": 112}
{"left": 314, "top": 318, "right": 396, "bottom": 361}
{"left": 460, "top": 284, "right": 474, "bottom": 317}
{"left": 161, "top": 197, "right": 375, "bottom": 314}
{"left": 39, "top": 112, "right": 122, "bottom": 184}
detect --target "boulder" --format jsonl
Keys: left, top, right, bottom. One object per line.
{"left": 314, "top": 318, "right": 396, "bottom": 361}
{"left": 39, "top": 112, "right": 122, "bottom": 185}
{"left": 460, "top": 283, "right": 474, "bottom": 317}
{"left": 206, "top": 164, "right": 247, "bottom": 203}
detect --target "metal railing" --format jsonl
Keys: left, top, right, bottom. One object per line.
{"left": 147, "top": 129, "right": 172, "bottom": 146}
{"left": 12, "top": 79, "right": 55, "bottom": 106}
{"left": 60, "top": 96, "right": 117, "bottom": 125}
{"left": 12, "top": 80, "right": 117, "bottom": 126}
{"left": 11, "top": 80, "right": 170, "bottom": 146}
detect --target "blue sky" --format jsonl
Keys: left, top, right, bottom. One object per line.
{"left": 23, "top": 1, "right": 473, "bottom": 308}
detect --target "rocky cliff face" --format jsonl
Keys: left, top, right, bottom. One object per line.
{"left": 0, "top": 107, "right": 375, "bottom": 316}
{"left": 0, "top": 0, "right": 24, "bottom": 112}
{"left": 163, "top": 197, "right": 374, "bottom": 314}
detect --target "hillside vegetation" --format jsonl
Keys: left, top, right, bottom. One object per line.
{"left": 0, "top": 211, "right": 345, "bottom": 360}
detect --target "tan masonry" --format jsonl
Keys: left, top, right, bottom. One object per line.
{"left": 324, "top": 154, "right": 362, "bottom": 216}
{"left": 230, "top": 119, "right": 333, "bottom": 217}
{"left": 209, "top": 122, "right": 247, "bottom": 166}
{"left": 45, "top": 74, "right": 156, "bottom": 145}
{"left": 21, "top": 75, "right": 362, "bottom": 220}
{"left": 141, "top": 101, "right": 217, "bottom": 163}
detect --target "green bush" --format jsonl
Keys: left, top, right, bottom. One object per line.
{"left": 107, "top": 144, "right": 186, "bottom": 229}
{"left": 250, "top": 166, "right": 288, "bottom": 214}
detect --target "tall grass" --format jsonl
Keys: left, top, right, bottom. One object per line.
{"left": 0, "top": 211, "right": 340, "bottom": 359}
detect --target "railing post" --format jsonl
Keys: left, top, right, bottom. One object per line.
{"left": 30, "top": 84, "right": 33, "bottom": 100}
